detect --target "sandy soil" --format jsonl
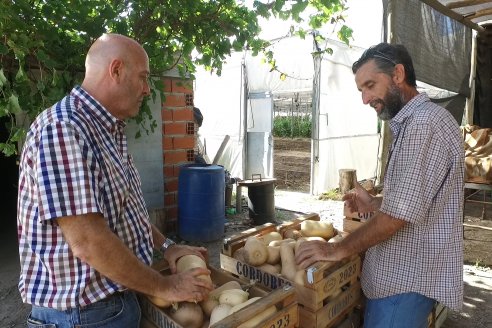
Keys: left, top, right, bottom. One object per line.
{"left": 1, "top": 191, "right": 491, "bottom": 327}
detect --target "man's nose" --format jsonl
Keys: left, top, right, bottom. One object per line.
{"left": 361, "top": 91, "right": 371, "bottom": 105}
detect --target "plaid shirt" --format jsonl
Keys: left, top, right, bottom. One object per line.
{"left": 17, "top": 86, "right": 153, "bottom": 310}
{"left": 361, "top": 93, "right": 464, "bottom": 311}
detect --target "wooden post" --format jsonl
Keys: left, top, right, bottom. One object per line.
{"left": 339, "top": 169, "right": 357, "bottom": 194}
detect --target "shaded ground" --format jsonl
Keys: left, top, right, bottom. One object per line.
{"left": 1, "top": 191, "right": 491, "bottom": 327}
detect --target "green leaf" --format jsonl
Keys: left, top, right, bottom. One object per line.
{"left": 8, "top": 94, "right": 21, "bottom": 114}
{"left": 0, "top": 69, "right": 7, "bottom": 87}
{"left": 15, "top": 66, "right": 26, "bottom": 81}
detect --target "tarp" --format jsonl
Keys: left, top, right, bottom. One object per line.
{"left": 385, "top": 0, "right": 472, "bottom": 96}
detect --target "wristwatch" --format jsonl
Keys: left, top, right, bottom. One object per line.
{"left": 160, "top": 238, "right": 176, "bottom": 253}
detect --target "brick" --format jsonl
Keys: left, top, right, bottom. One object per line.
{"left": 164, "top": 178, "right": 179, "bottom": 192}
{"left": 162, "top": 108, "right": 173, "bottom": 121}
{"left": 163, "top": 136, "right": 174, "bottom": 150}
{"left": 164, "top": 122, "right": 186, "bottom": 135}
{"left": 165, "top": 207, "right": 178, "bottom": 221}
{"left": 163, "top": 94, "right": 186, "bottom": 107}
{"left": 163, "top": 78, "right": 172, "bottom": 92}
{"left": 164, "top": 219, "right": 177, "bottom": 234}
{"left": 173, "top": 108, "right": 193, "bottom": 121}
{"left": 164, "top": 193, "right": 176, "bottom": 206}
{"left": 173, "top": 136, "right": 195, "bottom": 150}
{"left": 164, "top": 150, "right": 188, "bottom": 164}
{"left": 163, "top": 165, "right": 175, "bottom": 178}
{"left": 172, "top": 79, "right": 193, "bottom": 94}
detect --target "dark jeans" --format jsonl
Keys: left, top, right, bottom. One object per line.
{"left": 26, "top": 291, "right": 141, "bottom": 328}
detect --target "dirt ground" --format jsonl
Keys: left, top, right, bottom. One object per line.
{"left": 1, "top": 191, "right": 491, "bottom": 327}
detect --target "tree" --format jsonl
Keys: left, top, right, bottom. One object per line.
{"left": 0, "top": 0, "right": 352, "bottom": 156}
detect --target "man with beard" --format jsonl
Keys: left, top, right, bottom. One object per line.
{"left": 296, "top": 43, "right": 464, "bottom": 327}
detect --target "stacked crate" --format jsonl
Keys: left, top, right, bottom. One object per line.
{"left": 342, "top": 207, "right": 371, "bottom": 233}
{"left": 221, "top": 213, "right": 362, "bottom": 328}
{"left": 139, "top": 262, "right": 299, "bottom": 328}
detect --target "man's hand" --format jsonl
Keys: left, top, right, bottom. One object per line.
{"left": 158, "top": 267, "right": 213, "bottom": 303}
{"left": 295, "top": 241, "right": 344, "bottom": 269}
{"left": 342, "top": 181, "right": 380, "bottom": 213}
{"left": 164, "top": 245, "right": 208, "bottom": 273}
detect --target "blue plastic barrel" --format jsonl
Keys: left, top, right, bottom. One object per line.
{"left": 178, "top": 164, "right": 225, "bottom": 242}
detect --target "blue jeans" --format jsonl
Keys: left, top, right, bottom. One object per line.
{"left": 26, "top": 291, "right": 141, "bottom": 328}
{"left": 364, "top": 292, "right": 435, "bottom": 328}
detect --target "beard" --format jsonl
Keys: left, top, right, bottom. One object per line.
{"left": 371, "top": 83, "right": 404, "bottom": 121}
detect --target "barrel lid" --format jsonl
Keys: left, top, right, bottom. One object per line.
{"left": 238, "top": 176, "right": 276, "bottom": 186}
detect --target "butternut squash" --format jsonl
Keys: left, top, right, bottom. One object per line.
{"left": 169, "top": 301, "right": 204, "bottom": 328}
{"left": 300, "top": 220, "right": 335, "bottom": 239}
{"left": 176, "top": 254, "right": 212, "bottom": 285}
{"left": 258, "top": 231, "right": 282, "bottom": 245}
{"left": 266, "top": 245, "right": 280, "bottom": 264}
{"left": 280, "top": 243, "right": 297, "bottom": 281}
{"left": 200, "top": 280, "right": 242, "bottom": 317}
{"left": 243, "top": 237, "right": 268, "bottom": 266}
{"left": 218, "top": 289, "right": 249, "bottom": 306}
{"left": 209, "top": 304, "right": 232, "bottom": 326}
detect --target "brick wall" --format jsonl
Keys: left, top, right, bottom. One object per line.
{"left": 162, "top": 77, "right": 196, "bottom": 233}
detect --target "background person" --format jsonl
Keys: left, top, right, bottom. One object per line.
{"left": 17, "top": 33, "right": 212, "bottom": 328}
{"left": 193, "top": 106, "right": 208, "bottom": 164}
{"left": 295, "top": 43, "right": 464, "bottom": 327}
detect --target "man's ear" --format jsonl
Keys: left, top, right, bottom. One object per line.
{"left": 393, "top": 63, "right": 405, "bottom": 85}
{"left": 109, "top": 59, "right": 123, "bottom": 82}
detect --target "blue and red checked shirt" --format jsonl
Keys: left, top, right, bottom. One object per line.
{"left": 17, "top": 86, "right": 153, "bottom": 310}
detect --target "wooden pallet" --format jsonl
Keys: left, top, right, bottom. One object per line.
{"left": 139, "top": 264, "right": 299, "bottom": 328}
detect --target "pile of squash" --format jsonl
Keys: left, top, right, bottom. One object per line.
{"left": 233, "top": 220, "right": 342, "bottom": 286}
{"left": 148, "top": 254, "right": 276, "bottom": 328}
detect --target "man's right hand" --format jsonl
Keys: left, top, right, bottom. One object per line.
{"left": 342, "top": 181, "right": 380, "bottom": 213}
{"left": 158, "top": 267, "right": 213, "bottom": 303}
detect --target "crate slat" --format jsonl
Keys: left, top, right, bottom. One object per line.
{"left": 299, "top": 282, "right": 361, "bottom": 328}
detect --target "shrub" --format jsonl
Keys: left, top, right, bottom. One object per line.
{"left": 273, "top": 115, "right": 311, "bottom": 138}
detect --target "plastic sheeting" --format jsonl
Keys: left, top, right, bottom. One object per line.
{"left": 384, "top": 0, "right": 472, "bottom": 96}
{"left": 313, "top": 40, "right": 380, "bottom": 194}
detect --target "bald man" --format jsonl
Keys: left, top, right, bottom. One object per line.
{"left": 17, "top": 34, "right": 212, "bottom": 327}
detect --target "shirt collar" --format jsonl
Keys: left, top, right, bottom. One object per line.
{"left": 71, "top": 86, "right": 126, "bottom": 133}
{"left": 389, "top": 92, "right": 430, "bottom": 132}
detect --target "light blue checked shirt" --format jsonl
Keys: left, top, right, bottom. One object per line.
{"left": 361, "top": 93, "right": 465, "bottom": 311}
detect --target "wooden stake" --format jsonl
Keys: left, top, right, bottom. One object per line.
{"left": 339, "top": 169, "right": 357, "bottom": 194}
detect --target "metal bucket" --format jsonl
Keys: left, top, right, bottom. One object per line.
{"left": 238, "top": 174, "right": 276, "bottom": 225}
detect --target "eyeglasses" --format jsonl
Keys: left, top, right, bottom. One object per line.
{"left": 368, "top": 50, "right": 398, "bottom": 66}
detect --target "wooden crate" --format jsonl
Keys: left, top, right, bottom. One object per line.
{"left": 342, "top": 217, "right": 367, "bottom": 233}
{"left": 427, "top": 303, "right": 448, "bottom": 328}
{"left": 139, "top": 264, "right": 299, "bottom": 328}
{"left": 220, "top": 213, "right": 362, "bottom": 327}
{"left": 222, "top": 213, "right": 320, "bottom": 257}
{"left": 342, "top": 207, "right": 371, "bottom": 233}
